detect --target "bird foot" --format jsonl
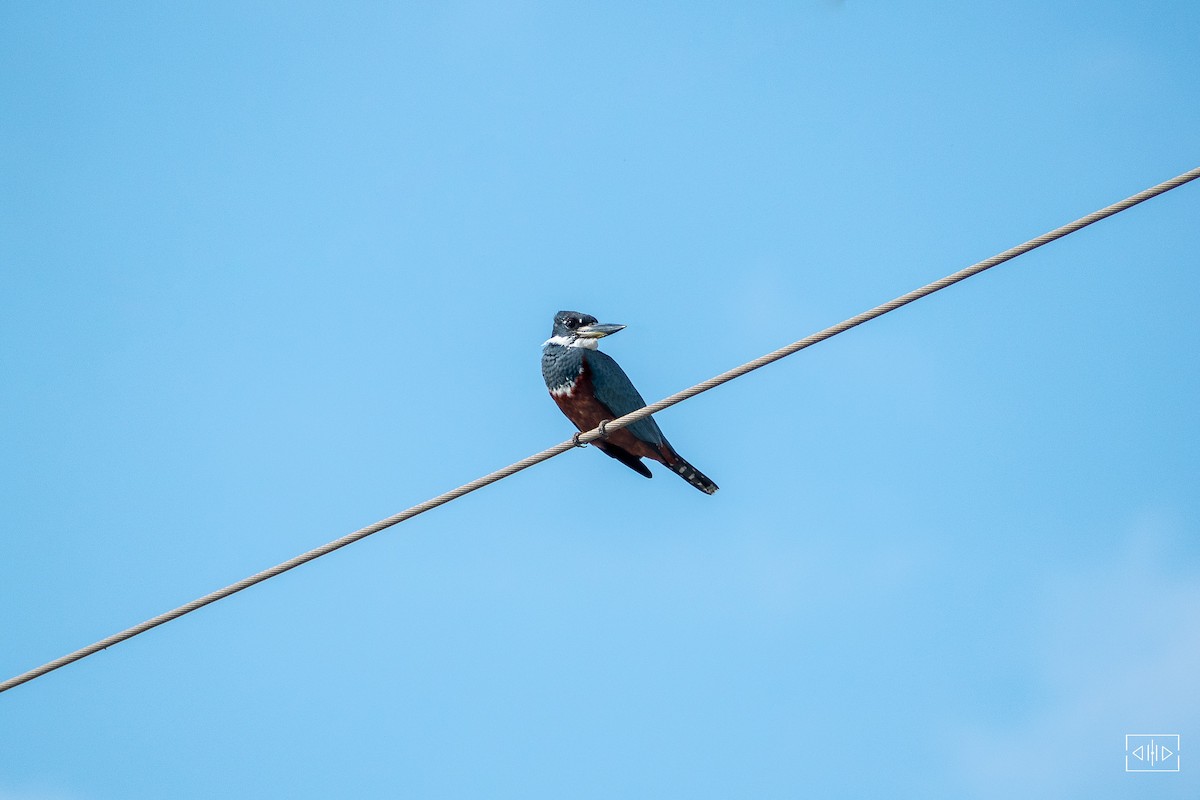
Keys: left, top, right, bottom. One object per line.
{"left": 572, "top": 420, "right": 612, "bottom": 448}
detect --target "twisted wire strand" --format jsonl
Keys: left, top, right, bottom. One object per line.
{"left": 2, "top": 165, "right": 1197, "bottom": 695}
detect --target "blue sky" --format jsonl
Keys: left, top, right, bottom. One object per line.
{"left": 2, "top": 3, "right": 1198, "bottom": 798}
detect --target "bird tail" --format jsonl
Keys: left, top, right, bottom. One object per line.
{"left": 663, "top": 449, "right": 719, "bottom": 495}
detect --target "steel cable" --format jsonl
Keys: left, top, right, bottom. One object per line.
{"left": 3, "top": 165, "right": 1197, "bottom": 695}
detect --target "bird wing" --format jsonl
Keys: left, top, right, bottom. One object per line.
{"left": 583, "top": 350, "right": 667, "bottom": 446}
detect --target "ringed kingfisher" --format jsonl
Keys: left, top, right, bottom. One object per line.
{"left": 541, "top": 310, "right": 718, "bottom": 495}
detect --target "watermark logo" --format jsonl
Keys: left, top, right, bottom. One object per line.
{"left": 1125, "top": 734, "right": 1180, "bottom": 772}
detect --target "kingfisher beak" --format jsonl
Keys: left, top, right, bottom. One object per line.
{"left": 575, "top": 322, "right": 626, "bottom": 339}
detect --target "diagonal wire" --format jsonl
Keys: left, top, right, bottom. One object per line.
{"left": 3, "top": 165, "right": 1198, "bottom": 695}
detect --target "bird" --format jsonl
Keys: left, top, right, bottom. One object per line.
{"left": 541, "top": 310, "right": 718, "bottom": 495}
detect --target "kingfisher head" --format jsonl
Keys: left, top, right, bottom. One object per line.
{"left": 544, "top": 310, "right": 626, "bottom": 350}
